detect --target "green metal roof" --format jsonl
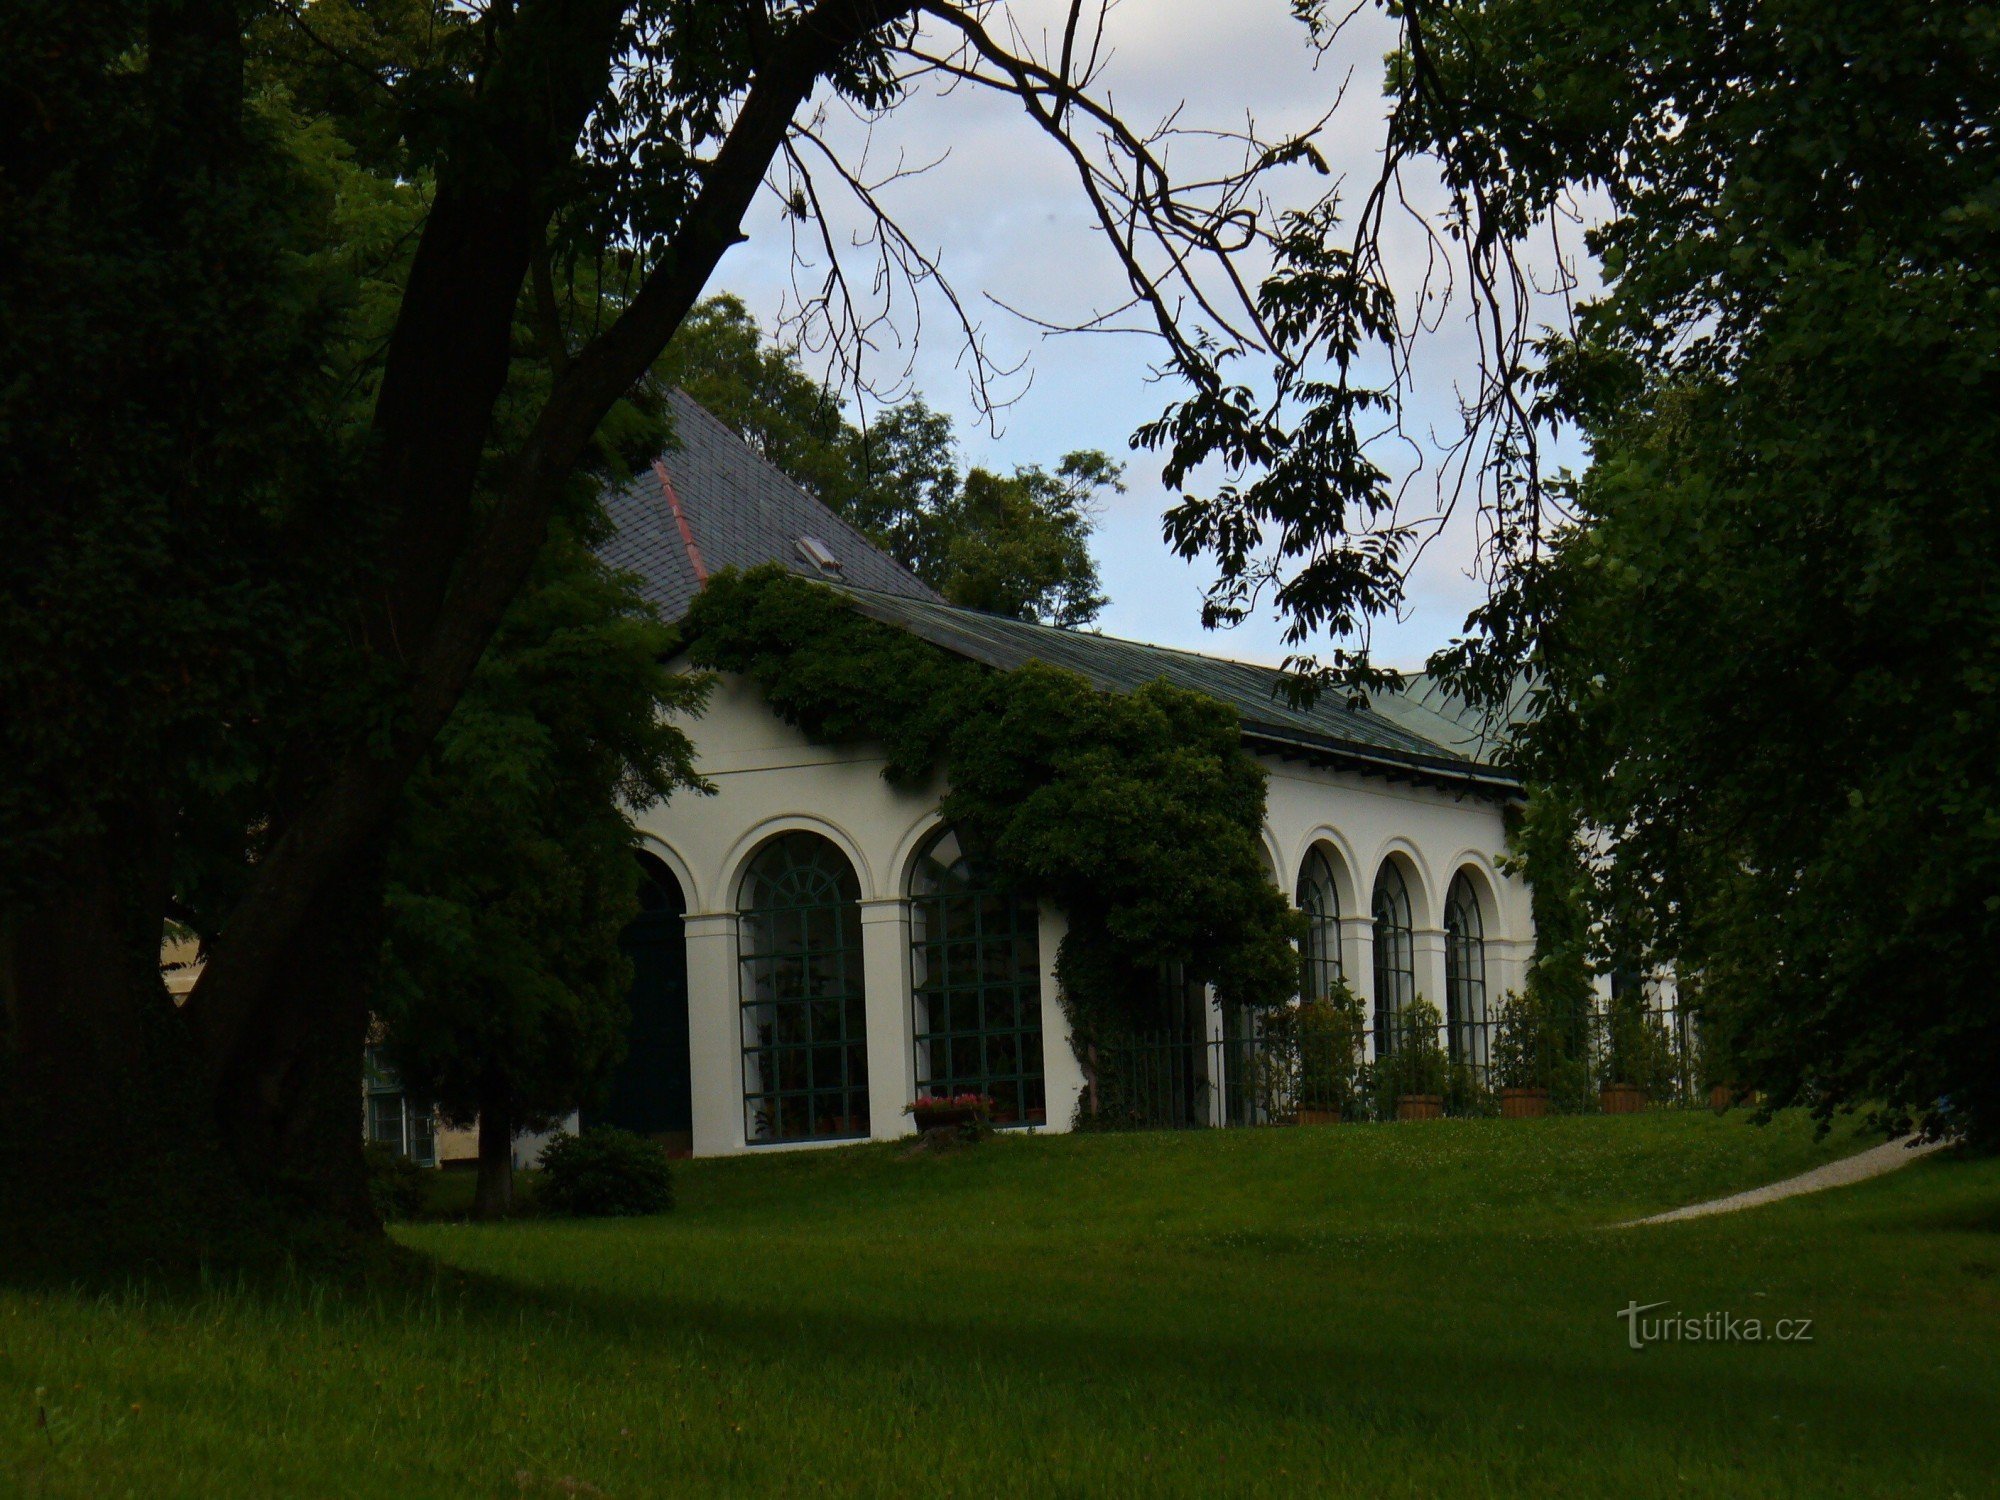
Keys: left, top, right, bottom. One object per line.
{"left": 837, "top": 587, "right": 1521, "bottom": 795}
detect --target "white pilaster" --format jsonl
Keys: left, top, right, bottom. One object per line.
{"left": 1345, "top": 916, "right": 1379, "bottom": 1060}
{"left": 1414, "top": 927, "right": 1449, "bottom": 1018}
{"left": 682, "top": 911, "right": 741, "bottom": 1156}
{"left": 859, "top": 898, "right": 916, "bottom": 1140}
{"left": 1036, "top": 904, "right": 1084, "bottom": 1132}
{"left": 1490, "top": 936, "right": 1534, "bottom": 1003}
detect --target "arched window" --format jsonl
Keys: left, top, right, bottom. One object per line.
{"left": 1444, "top": 872, "right": 1488, "bottom": 1066}
{"left": 738, "top": 833, "right": 868, "bottom": 1144}
{"left": 1296, "top": 846, "right": 1344, "bottom": 1003}
{"left": 1371, "top": 862, "right": 1415, "bottom": 1053}
{"left": 910, "top": 828, "right": 1046, "bottom": 1125}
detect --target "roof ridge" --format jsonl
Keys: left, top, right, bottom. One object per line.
{"left": 835, "top": 582, "right": 1320, "bottom": 684}
{"left": 831, "top": 584, "right": 1516, "bottom": 785}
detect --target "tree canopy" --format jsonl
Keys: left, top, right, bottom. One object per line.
{"left": 1, "top": 0, "right": 1311, "bottom": 1262}
{"left": 1148, "top": 1, "right": 2000, "bottom": 1142}
{"left": 379, "top": 519, "right": 707, "bottom": 1217}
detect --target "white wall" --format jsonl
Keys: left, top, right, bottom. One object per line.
{"left": 1260, "top": 759, "right": 1531, "bottom": 1055}
{"left": 632, "top": 672, "right": 1532, "bottom": 1156}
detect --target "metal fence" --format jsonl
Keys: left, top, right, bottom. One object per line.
{"left": 1081, "top": 997, "right": 1715, "bottom": 1132}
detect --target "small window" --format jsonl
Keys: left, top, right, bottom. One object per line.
{"left": 795, "top": 536, "right": 843, "bottom": 576}
{"left": 363, "top": 1044, "right": 435, "bottom": 1167}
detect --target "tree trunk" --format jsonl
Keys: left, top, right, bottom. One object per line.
{"left": 5, "top": 0, "right": 925, "bottom": 1275}
{"left": 473, "top": 1095, "right": 515, "bottom": 1221}
{"left": 207, "top": 847, "right": 387, "bottom": 1238}
{"left": 0, "top": 827, "right": 239, "bottom": 1273}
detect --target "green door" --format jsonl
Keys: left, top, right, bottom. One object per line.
{"left": 601, "top": 853, "right": 692, "bottom": 1147}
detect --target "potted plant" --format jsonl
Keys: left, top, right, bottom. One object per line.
{"left": 904, "top": 1092, "right": 995, "bottom": 1137}
{"left": 1492, "top": 989, "right": 1552, "bottom": 1118}
{"left": 1294, "top": 976, "right": 1365, "bottom": 1124}
{"left": 1388, "top": 998, "right": 1449, "bottom": 1120}
{"left": 1598, "top": 987, "right": 1671, "bottom": 1114}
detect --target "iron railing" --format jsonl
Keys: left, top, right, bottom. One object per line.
{"left": 1081, "top": 997, "right": 1714, "bottom": 1131}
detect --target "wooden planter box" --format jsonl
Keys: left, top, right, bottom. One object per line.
{"left": 1297, "top": 1107, "right": 1343, "bottom": 1126}
{"left": 1599, "top": 1084, "right": 1647, "bottom": 1115}
{"left": 1396, "top": 1093, "right": 1444, "bottom": 1121}
{"left": 1499, "top": 1087, "right": 1550, "bottom": 1119}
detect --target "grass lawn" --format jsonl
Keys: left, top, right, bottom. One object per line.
{"left": 5, "top": 1113, "right": 1998, "bottom": 1497}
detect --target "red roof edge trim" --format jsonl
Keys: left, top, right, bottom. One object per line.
{"left": 652, "top": 457, "right": 709, "bottom": 584}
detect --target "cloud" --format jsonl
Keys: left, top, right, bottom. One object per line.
{"left": 713, "top": 1, "right": 1592, "bottom": 671}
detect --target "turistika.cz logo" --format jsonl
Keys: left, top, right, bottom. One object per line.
{"left": 1617, "top": 1300, "right": 1814, "bottom": 1350}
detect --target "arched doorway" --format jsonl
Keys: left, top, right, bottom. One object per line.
{"left": 600, "top": 850, "right": 693, "bottom": 1153}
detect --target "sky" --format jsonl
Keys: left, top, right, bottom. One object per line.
{"left": 707, "top": 1, "right": 1590, "bottom": 670}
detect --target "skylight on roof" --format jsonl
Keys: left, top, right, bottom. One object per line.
{"left": 795, "top": 536, "right": 842, "bottom": 577}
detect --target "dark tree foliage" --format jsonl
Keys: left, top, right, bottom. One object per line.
{"left": 681, "top": 567, "right": 1302, "bottom": 1042}
{"left": 379, "top": 521, "right": 707, "bottom": 1220}
{"left": 0, "top": 0, "right": 1330, "bottom": 1263}
{"left": 662, "top": 296, "right": 1116, "bottom": 625}
{"left": 1149, "top": 1, "right": 2000, "bottom": 1142}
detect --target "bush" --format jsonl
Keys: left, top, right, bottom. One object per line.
{"left": 537, "top": 1128, "right": 675, "bottom": 1218}
{"left": 364, "top": 1143, "right": 430, "bottom": 1222}
{"left": 1493, "top": 989, "right": 1560, "bottom": 1091}
{"left": 1293, "top": 977, "right": 1366, "bottom": 1116}
{"left": 1599, "top": 988, "right": 1675, "bottom": 1095}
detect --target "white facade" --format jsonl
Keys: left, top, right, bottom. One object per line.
{"left": 630, "top": 672, "right": 1532, "bottom": 1158}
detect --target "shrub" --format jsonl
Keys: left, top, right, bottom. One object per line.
{"left": 1493, "top": 989, "right": 1560, "bottom": 1091}
{"left": 537, "top": 1128, "right": 675, "bottom": 1217}
{"left": 1445, "top": 1061, "right": 1496, "bottom": 1117}
{"left": 1369, "top": 997, "right": 1449, "bottom": 1117}
{"left": 1599, "top": 988, "right": 1675, "bottom": 1095}
{"left": 1293, "top": 977, "right": 1366, "bottom": 1116}
{"left": 364, "top": 1143, "right": 430, "bottom": 1222}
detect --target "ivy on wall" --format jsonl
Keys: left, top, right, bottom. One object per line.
{"left": 680, "top": 566, "right": 1303, "bottom": 1046}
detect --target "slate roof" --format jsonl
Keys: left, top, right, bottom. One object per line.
{"left": 601, "top": 390, "right": 1518, "bottom": 794}
{"left": 599, "top": 388, "right": 943, "bottom": 621}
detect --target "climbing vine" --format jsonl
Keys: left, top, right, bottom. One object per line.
{"left": 680, "top": 567, "right": 1303, "bottom": 1049}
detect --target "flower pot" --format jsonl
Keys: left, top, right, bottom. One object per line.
{"left": 1396, "top": 1093, "right": 1444, "bottom": 1121}
{"left": 1599, "top": 1083, "right": 1647, "bottom": 1115}
{"left": 1297, "top": 1107, "right": 1343, "bottom": 1126}
{"left": 911, "top": 1106, "right": 981, "bottom": 1133}
{"left": 1499, "top": 1087, "right": 1550, "bottom": 1119}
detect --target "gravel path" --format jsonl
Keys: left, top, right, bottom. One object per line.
{"left": 1619, "top": 1135, "right": 1951, "bottom": 1227}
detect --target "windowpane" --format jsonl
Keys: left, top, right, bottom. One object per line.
{"left": 1372, "top": 862, "right": 1416, "bottom": 1055}
{"left": 910, "top": 828, "right": 1046, "bottom": 1125}
{"left": 1445, "top": 873, "right": 1488, "bottom": 1066}
{"left": 739, "top": 832, "right": 870, "bottom": 1142}
{"left": 1295, "top": 846, "right": 1344, "bottom": 1004}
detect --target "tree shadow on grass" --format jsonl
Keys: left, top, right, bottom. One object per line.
{"left": 417, "top": 1238, "right": 1998, "bottom": 1477}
